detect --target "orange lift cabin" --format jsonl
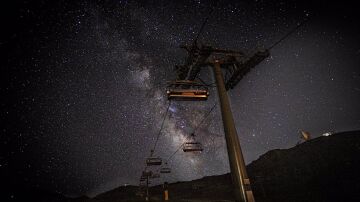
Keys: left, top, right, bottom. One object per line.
{"left": 166, "top": 80, "right": 209, "bottom": 101}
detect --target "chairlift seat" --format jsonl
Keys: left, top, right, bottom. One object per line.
{"left": 160, "top": 167, "right": 171, "bottom": 174}
{"left": 139, "top": 181, "right": 146, "bottom": 187}
{"left": 140, "top": 175, "right": 147, "bottom": 181}
{"left": 166, "top": 80, "right": 209, "bottom": 101}
{"left": 142, "top": 170, "right": 152, "bottom": 177}
{"left": 146, "top": 157, "right": 162, "bottom": 166}
{"left": 150, "top": 173, "right": 160, "bottom": 179}
{"left": 183, "top": 142, "right": 203, "bottom": 152}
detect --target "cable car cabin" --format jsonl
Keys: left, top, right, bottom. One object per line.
{"left": 166, "top": 80, "right": 209, "bottom": 101}
{"left": 146, "top": 157, "right": 162, "bottom": 166}
{"left": 183, "top": 142, "right": 203, "bottom": 152}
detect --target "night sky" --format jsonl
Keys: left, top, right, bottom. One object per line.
{"left": 2, "top": 0, "right": 360, "bottom": 198}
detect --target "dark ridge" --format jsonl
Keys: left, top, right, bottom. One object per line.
{"left": 247, "top": 130, "right": 360, "bottom": 201}
{"left": 94, "top": 130, "right": 360, "bottom": 202}
{"left": 5, "top": 130, "right": 360, "bottom": 202}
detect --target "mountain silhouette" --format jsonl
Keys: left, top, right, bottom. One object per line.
{"left": 5, "top": 130, "right": 360, "bottom": 202}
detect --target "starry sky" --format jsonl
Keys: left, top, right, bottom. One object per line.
{"left": 2, "top": 0, "right": 360, "bottom": 198}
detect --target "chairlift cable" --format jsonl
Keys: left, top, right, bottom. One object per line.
{"left": 166, "top": 142, "right": 186, "bottom": 163}
{"left": 193, "top": 103, "right": 217, "bottom": 133}
{"left": 196, "top": 75, "right": 216, "bottom": 87}
{"left": 166, "top": 102, "right": 217, "bottom": 162}
{"left": 151, "top": 101, "right": 172, "bottom": 156}
{"left": 148, "top": 1, "right": 249, "bottom": 171}
{"left": 144, "top": 5, "right": 312, "bottom": 181}
{"left": 268, "top": 15, "right": 312, "bottom": 50}
{"left": 194, "top": 0, "right": 219, "bottom": 43}
{"left": 196, "top": 76, "right": 209, "bottom": 86}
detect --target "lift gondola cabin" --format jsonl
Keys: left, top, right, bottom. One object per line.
{"left": 146, "top": 157, "right": 162, "bottom": 166}
{"left": 166, "top": 80, "right": 209, "bottom": 101}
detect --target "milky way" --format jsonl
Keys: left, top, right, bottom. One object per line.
{"left": 2, "top": 0, "right": 360, "bottom": 198}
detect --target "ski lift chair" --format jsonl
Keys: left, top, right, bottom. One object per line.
{"left": 139, "top": 181, "right": 146, "bottom": 187}
{"left": 166, "top": 80, "right": 209, "bottom": 101}
{"left": 142, "top": 170, "right": 152, "bottom": 177}
{"left": 183, "top": 142, "right": 203, "bottom": 152}
{"left": 160, "top": 163, "right": 171, "bottom": 174}
{"left": 146, "top": 157, "right": 162, "bottom": 166}
{"left": 150, "top": 173, "right": 160, "bottom": 179}
{"left": 140, "top": 176, "right": 146, "bottom": 182}
{"left": 183, "top": 133, "right": 203, "bottom": 152}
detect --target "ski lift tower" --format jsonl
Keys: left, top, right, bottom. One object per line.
{"left": 173, "top": 42, "right": 269, "bottom": 202}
